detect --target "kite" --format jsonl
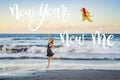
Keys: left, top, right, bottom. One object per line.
{"left": 80, "top": 8, "right": 92, "bottom": 22}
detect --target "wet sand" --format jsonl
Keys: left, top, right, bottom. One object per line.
{"left": 0, "top": 69, "right": 120, "bottom": 80}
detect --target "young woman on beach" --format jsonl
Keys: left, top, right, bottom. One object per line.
{"left": 46, "top": 38, "right": 61, "bottom": 68}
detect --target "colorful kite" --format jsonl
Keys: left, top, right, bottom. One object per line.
{"left": 80, "top": 8, "right": 92, "bottom": 22}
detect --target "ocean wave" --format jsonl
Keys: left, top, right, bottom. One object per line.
{"left": 0, "top": 34, "right": 119, "bottom": 55}
{"left": 0, "top": 43, "right": 119, "bottom": 54}
{"left": 0, "top": 38, "right": 14, "bottom": 41}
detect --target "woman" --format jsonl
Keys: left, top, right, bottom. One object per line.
{"left": 46, "top": 38, "right": 60, "bottom": 68}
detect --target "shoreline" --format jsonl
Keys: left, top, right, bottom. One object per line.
{"left": 0, "top": 69, "right": 120, "bottom": 80}
{"left": 0, "top": 56, "right": 120, "bottom": 60}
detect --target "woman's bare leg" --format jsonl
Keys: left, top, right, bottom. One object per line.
{"left": 51, "top": 56, "right": 61, "bottom": 60}
{"left": 47, "top": 57, "right": 51, "bottom": 68}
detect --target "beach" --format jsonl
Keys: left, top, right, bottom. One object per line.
{"left": 0, "top": 69, "right": 120, "bottom": 80}
{"left": 0, "top": 59, "right": 120, "bottom": 80}
{"left": 0, "top": 0, "right": 120, "bottom": 79}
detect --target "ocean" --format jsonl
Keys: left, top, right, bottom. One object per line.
{"left": 0, "top": 34, "right": 120, "bottom": 59}
{"left": 0, "top": 34, "right": 120, "bottom": 76}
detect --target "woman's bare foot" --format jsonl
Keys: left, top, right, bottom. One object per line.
{"left": 52, "top": 56, "right": 62, "bottom": 60}
{"left": 46, "top": 66, "right": 50, "bottom": 68}
{"left": 57, "top": 57, "right": 62, "bottom": 60}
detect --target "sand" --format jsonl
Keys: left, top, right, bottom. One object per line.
{"left": 0, "top": 69, "right": 120, "bottom": 80}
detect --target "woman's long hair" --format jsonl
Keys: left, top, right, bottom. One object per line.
{"left": 48, "top": 38, "right": 54, "bottom": 44}
{"left": 51, "top": 39, "right": 54, "bottom": 44}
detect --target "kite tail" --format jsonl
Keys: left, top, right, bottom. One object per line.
{"left": 86, "top": 17, "right": 92, "bottom": 22}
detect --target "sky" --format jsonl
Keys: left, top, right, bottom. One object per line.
{"left": 0, "top": 0, "right": 120, "bottom": 33}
